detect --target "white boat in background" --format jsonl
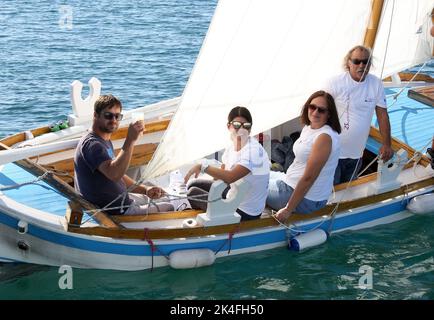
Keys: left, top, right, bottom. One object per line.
{"left": 0, "top": 0, "right": 433, "bottom": 270}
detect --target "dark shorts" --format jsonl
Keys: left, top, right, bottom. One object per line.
{"left": 333, "top": 158, "right": 363, "bottom": 185}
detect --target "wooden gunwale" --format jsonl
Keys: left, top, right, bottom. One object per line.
{"left": 68, "top": 176, "right": 434, "bottom": 240}
{"left": 0, "top": 119, "right": 170, "bottom": 184}
{"left": 0, "top": 126, "right": 51, "bottom": 147}
{"left": 334, "top": 126, "right": 430, "bottom": 192}
{"left": 32, "top": 119, "right": 169, "bottom": 159}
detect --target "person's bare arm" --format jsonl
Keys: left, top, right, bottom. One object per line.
{"left": 276, "top": 134, "right": 332, "bottom": 222}
{"left": 122, "top": 174, "right": 165, "bottom": 199}
{"left": 184, "top": 163, "right": 249, "bottom": 185}
{"left": 376, "top": 106, "right": 393, "bottom": 161}
{"left": 98, "top": 121, "right": 144, "bottom": 181}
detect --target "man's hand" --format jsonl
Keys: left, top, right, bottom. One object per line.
{"left": 379, "top": 144, "right": 394, "bottom": 162}
{"left": 184, "top": 164, "right": 201, "bottom": 184}
{"left": 126, "top": 121, "right": 144, "bottom": 143}
{"left": 146, "top": 186, "right": 165, "bottom": 199}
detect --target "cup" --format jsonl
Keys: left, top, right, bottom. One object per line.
{"left": 131, "top": 112, "right": 145, "bottom": 123}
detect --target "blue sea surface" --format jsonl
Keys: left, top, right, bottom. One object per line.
{"left": 0, "top": 0, "right": 433, "bottom": 300}
{"left": 0, "top": 0, "right": 214, "bottom": 138}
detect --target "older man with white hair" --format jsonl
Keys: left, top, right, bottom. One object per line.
{"left": 325, "top": 45, "right": 393, "bottom": 184}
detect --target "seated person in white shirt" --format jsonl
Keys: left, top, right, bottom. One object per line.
{"left": 184, "top": 106, "right": 270, "bottom": 221}
{"left": 266, "top": 91, "right": 341, "bottom": 222}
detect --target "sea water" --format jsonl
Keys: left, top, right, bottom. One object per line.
{"left": 0, "top": 0, "right": 433, "bottom": 300}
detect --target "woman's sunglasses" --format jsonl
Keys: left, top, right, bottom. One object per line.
{"left": 229, "top": 121, "right": 252, "bottom": 130}
{"left": 307, "top": 104, "right": 328, "bottom": 114}
{"left": 102, "top": 111, "right": 124, "bottom": 121}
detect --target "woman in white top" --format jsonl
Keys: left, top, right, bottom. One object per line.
{"left": 266, "top": 91, "right": 341, "bottom": 222}
{"left": 184, "top": 106, "right": 270, "bottom": 221}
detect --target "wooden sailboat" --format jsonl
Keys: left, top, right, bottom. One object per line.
{"left": 0, "top": 0, "right": 433, "bottom": 270}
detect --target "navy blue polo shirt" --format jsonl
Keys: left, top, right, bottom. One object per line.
{"left": 74, "top": 132, "right": 132, "bottom": 214}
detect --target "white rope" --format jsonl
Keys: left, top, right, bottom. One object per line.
{"left": 80, "top": 192, "right": 222, "bottom": 225}
{"left": 271, "top": 157, "right": 365, "bottom": 236}
{"left": 83, "top": 192, "right": 221, "bottom": 214}
{"left": 406, "top": 137, "right": 434, "bottom": 179}
{"left": 271, "top": 211, "right": 330, "bottom": 235}
{"left": 326, "top": 136, "right": 434, "bottom": 232}
{"left": 356, "top": 155, "right": 379, "bottom": 178}
{"left": 0, "top": 171, "right": 53, "bottom": 191}
{"left": 387, "top": 61, "right": 429, "bottom": 108}
{"left": 406, "top": 137, "right": 434, "bottom": 166}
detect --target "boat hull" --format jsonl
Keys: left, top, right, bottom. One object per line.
{"left": 0, "top": 189, "right": 426, "bottom": 271}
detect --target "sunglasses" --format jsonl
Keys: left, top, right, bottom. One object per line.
{"left": 308, "top": 104, "right": 328, "bottom": 114}
{"left": 229, "top": 121, "right": 252, "bottom": 130}
{"left": 350, "top": 58, "right": 370, "bottom": 65}
{"left": 101, "top": 111, "right": 124, "bottom": 121}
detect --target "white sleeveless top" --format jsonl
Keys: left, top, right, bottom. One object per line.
{"left": 284, "top": 125, "right": 340, "bottom": 201}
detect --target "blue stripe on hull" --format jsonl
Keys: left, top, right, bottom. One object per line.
{"left": 0, "top": 209, "right": 286, "bottom": 256}
{"left": 0, "top": 197, "right": 411, "bottom": 258}
{"left": 299, "top": 200, "right": 407, "bottom": 232}
{"left": 0, "top": 256, "right": 18, "bottom": 262}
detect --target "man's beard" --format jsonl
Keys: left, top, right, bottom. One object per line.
{"left": 99, "top": 123, "right": 118, "bottom": 133}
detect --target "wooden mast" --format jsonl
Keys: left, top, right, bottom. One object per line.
{"left": 363, "top": 0, "right": 384, "bottom": 49}
{"left": 373, "top": 1, "right": 434, "bottom": 83}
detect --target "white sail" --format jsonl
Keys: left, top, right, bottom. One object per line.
{"left": 144, "top": 0, "right": 374, "bottom": 179}
{"left": 372, "top": 0, "right": 433, "bottom": 79}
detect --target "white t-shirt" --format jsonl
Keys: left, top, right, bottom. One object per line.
{"left": 221, "top": 137, "right": 270, "bottom": 216}
{"left": 325, "top": 72, "right": 386, "bottom": 159}
{"left": 284, "top": 125, "right": 340, "bottom": 201}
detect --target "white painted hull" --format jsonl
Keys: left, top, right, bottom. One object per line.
{"left": 0, "top": 182, "right": 431, "bottom": 270}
